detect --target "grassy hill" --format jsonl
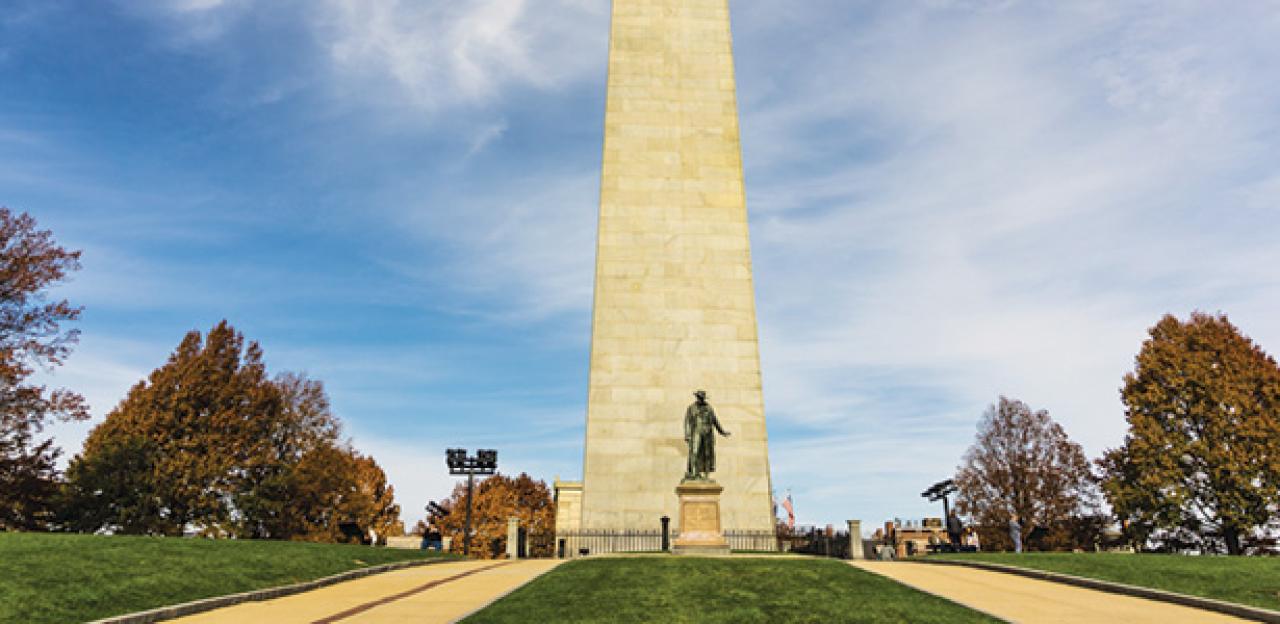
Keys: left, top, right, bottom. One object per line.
{"left": 0, "top": 532, "right": 452, "bottom": 624}
{"left": 463, "top": 557, "right": 999, "bottom": 624}
{"left": 939, "top": 552, "right": 1280, "bottom": 611}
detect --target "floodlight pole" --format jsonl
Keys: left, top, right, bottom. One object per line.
{"left": 464, "top": 472, "right": 475, "bottom": 556}
{"left": 446, "top": 448, "right": 497, "bottom": 558}
{"left": 921, "top": 479, "right": 958, "bottom": 522}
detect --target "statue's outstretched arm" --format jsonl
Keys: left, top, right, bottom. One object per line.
{"left": 711, "top": 407, "right": 730, "bottom": 436}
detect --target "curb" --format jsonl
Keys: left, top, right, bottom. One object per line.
{"left": 88, "top": 557, "right": 457, "bottom": 624}
{"left": 914, "top": 557, "right": 1280, "bottom": 623}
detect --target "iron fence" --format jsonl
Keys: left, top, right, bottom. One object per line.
{"left": 554, "top": 529, "right": 665, "bottom": 557}
{"left": 724, "top": 530, "right": 777, "bottom": 552}
{"left": 518, "top": 527, "right": 558, "bottom": 558}
{"left": 782, "top": 527, "right": 852, "bottom": 559}
{"left": 546, "top": 529, "right": 780, "bottom": 558}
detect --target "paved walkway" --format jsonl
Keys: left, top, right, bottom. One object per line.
{"left": 171, "top": 559, "right": 562, "bottom": 624}
{"left": 852, "top": 561, "right": 1249, "bottom": 623}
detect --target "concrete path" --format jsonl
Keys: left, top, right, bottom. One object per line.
{"left": 852, "top": 561, "right": 1249, "bottom": 623}
{"left": 171, "top": 559, "right": 562, "bottom": 624}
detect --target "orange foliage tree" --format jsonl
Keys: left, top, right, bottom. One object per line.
{"left": 63, "top": 321, "right": 401, "bottom": 540}
{"left": 0, "top": 208, "right": 88, "bottom": 530}
{"left": 1099, "top": 313, "right": 1280, "bottom": 555}
{"left": 429, "top": 473, "right": 555, "bottom": 559}
{"left": 287, "top": 444, "right": 403, "bottom": 543}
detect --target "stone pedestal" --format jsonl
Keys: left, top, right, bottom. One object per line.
{"left": 672, "top": 481, "right": 730, "bottom": 556}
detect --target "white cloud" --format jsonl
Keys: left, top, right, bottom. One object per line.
{"left": 377, "top": 171, "right": 600, "bottom": 325}
{"left": 347, "top": 0, "right": 1280, "bottom": 527}
{"left": 465, "top": 120, "right": 509, "bottom": 159}
{"left": 735, "top": 0, "right": 1280, "bottom": 525}
{"left": 170, "top": 0, "right": 231, "bottom": 12}
{"left": 30, "top": 0, "right": 1280, "bottom": 532}
{"left": 114, "top": 0, "right": 253, "bottom": 43}
{"left": 115, "top": 0, "right": 608, "bottom": 120}
{"left": 319, "top": 0, "right": 607, "bottom": 114}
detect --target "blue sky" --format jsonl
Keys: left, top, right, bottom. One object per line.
{"left": 6, "top": 0, "right": 1280, "bottom": 533}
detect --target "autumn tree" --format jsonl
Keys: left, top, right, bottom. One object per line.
{"left": 1099, "top": 313, "right": 1280, "bottom": 555}
{"left": 236, "top": 372, "right": 341, "bottom": 539}
{"left": 955, "top": 397, "right": 1098, "bottom": 551}
{"left": 286, "top": 444, "right": 403, "bottom": 543}
{"left": 0, "top": 208, "right": 87, "bottom": 530}
{"left": 429, "top": 473, "right": 555, "bottom": 559}
{"left": 63, "top": 321, "right": 402, "bottom": 541}
{"left": 65, "top": 321, "right": 280, "bottom": 535}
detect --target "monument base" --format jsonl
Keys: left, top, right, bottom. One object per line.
{"left": 672, "top": 480, "right": 730, "bottom": 556}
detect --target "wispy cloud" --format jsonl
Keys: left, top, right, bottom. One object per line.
{"left": 735, "top": 1, "right": 1280, "bottom": 524}
{"left": 464, "top": 120, "right": 508, "bottom": 159}
{"left": 16, "top": 0, "right": 1280, "bottom": 530}
{"left": 375, "top": 171, "right": 600, "bottom": 325}
{"left": 320, "top": 0, "right": 607, "bottom": 113}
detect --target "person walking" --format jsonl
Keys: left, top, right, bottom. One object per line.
{"left": 1009, "top": 513, "right": 1023, "bottom": 553}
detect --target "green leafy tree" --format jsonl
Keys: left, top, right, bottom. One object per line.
{"left": 1099, "top": 312, "right": 1280, "bottom": 555}
{"left": 0, "top": 208, "right": 87, "bottom": 530}
{"left": 955, "top": 396, "right": 1098, "bottom": 551}
{"left": 60, "top": 435, "right": 163, "bottom": 534}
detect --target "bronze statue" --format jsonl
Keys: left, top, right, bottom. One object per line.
{"left": 684, "top": 389, "right": 730, "bottom": 481}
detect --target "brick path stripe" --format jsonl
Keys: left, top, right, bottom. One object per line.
{"left": 311, "top": 561, "right": 515, "bottom": 624}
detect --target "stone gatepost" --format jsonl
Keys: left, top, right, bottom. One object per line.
{"left": 506, "top": 517, "right": 520, "bottom": 559}
{"left": 847, "top": 520, "right": 864, "bottom": 560}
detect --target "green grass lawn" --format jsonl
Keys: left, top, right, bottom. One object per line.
{"left": 939, "top": 552, "right": 1280, "bottom": 611}
{"left": 464, "top": 557, "right": 1000, "bottom": 624}
{"left": 0, "top": 532, "right": 453, "bottom": 624}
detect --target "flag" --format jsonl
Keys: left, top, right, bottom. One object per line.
{"left": 782, "top": 492, "right": 795, "bottom": 529}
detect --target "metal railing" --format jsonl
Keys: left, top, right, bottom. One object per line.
{"left": 781, "top": 527, "right": 852, "bottom": 559}
{"left": 724, "top": 530, "right": 777, "bottom": 552}
{"left": 548, "top": 528, "right": 780, "bottom": 557}
{"left": 556, "top": 529, "right": 665, "bottom": 557}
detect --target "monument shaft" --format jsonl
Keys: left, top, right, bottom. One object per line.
{"left": 579, "top": 0, "right": 773, "bottom": 535}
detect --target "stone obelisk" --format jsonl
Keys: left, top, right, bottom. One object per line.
{"left": 578, "top": 0, "right": 774, "bottom": 539}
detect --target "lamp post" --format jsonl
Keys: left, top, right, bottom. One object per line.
{"left": 446, "top": 448, "right": 498, "bottom": 557}
{"left": 921, "top": 479, "right": 958, "bottom": 521}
